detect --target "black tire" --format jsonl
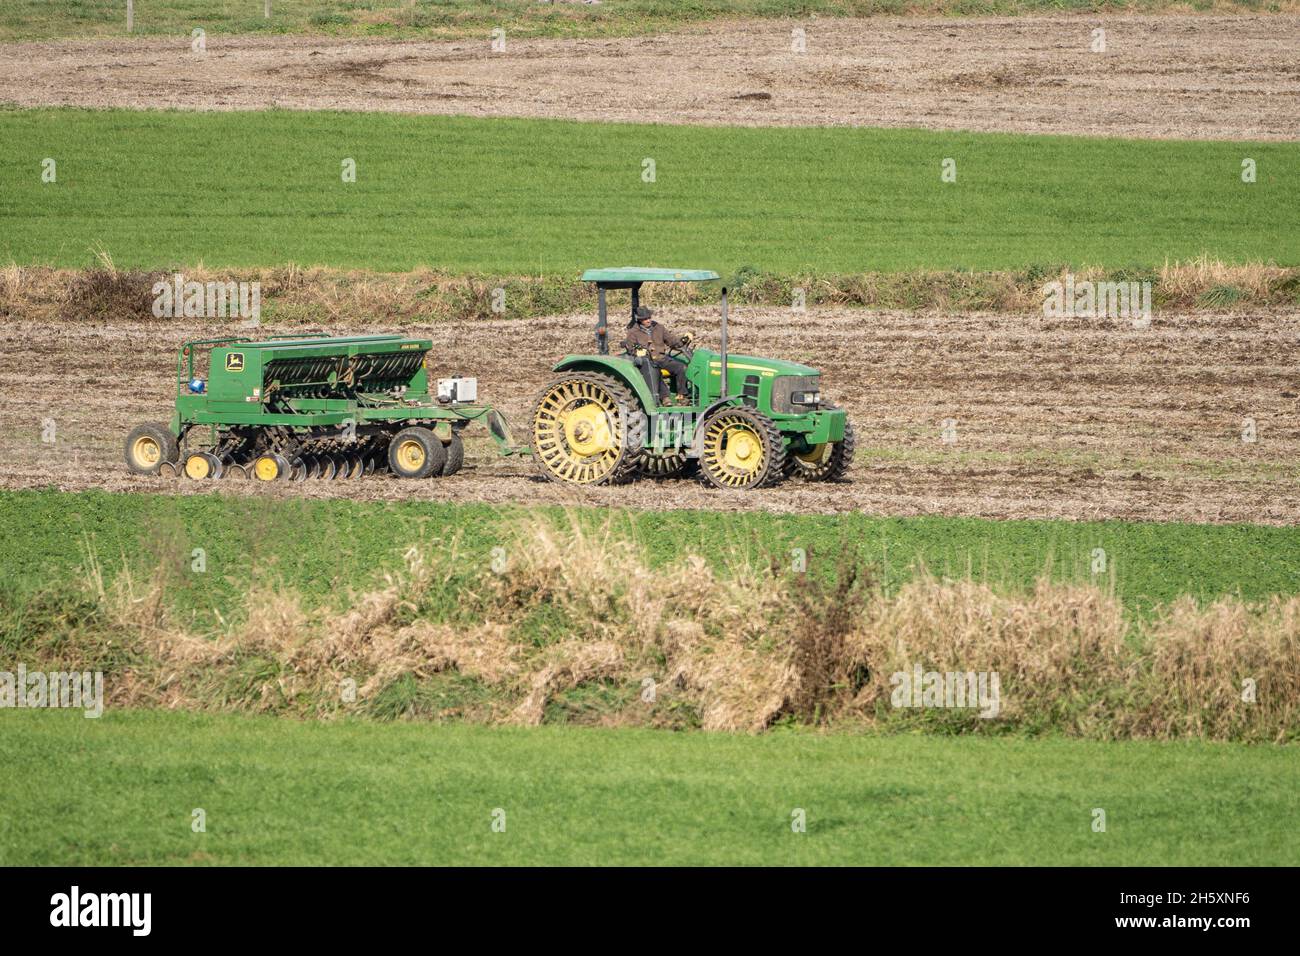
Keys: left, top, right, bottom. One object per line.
{"left": 388, "top": 426, "right": 447, "bottom": 479}
{"left": 697, "top": 406, "right": 787, "bottom": 490}
{"left": 440, "top": 433, "right": 465, "bottom": 477}
{"left": 125, "top": 422, "right": 179, "bottom": 475}
{"left": 531, "top": 371, "right": 646, "bottom": 485}
{"left": 637, "top": 450, "right": 698, "bottom": 480}
{"left": 785, "top": 412, "right": 856, "bottom": 482}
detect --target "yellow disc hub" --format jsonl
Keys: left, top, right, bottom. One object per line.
{"left": 721, "top": 425, "right": 763, "bottom": 473}
{"left": 396, "top": 439, "right": 426, "bottom": 470}
{"left": 563, "top": 403, "right": 615, "bottom": 457}
{"left": 184, "top": 454, "right": 211, "bottom": 480}
{"left": 254, "top": 456, "right": 280, "bottom": 481}
{"left": 131, "top": 436, "right": 161, "bottom": 469}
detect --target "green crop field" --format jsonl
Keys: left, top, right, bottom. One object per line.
{"left": 1, "top": 710, "right": 1295, "bottom": 865}
{"left": 2, "top": 489, "right": 1297, "bottom": 623}
{"left": 0, "top": 0, "right": 1265, "bottom": 43}
{"left": 1, "top": 109, "right": 1294, "bottom": 273}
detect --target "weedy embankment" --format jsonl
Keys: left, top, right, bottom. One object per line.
{"left": 3, "top": 513, "right": 1296, "bottom": 740}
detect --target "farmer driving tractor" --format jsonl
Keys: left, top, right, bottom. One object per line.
{"left": 624, "top": 305, "right": 692, "bottom": 405}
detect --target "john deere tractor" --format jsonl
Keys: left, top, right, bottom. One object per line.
{"left": 531, "top": 268, "right": 855, "bottom": 489}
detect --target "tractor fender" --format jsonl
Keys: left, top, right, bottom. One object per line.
{"left": 551, "top": 355, "right": 658, "bottom": 414}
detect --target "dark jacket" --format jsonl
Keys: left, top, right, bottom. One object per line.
{"left": 623, "top": 321, "right": 685, "bottom": 362}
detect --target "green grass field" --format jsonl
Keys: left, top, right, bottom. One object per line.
{"left": 2, "top": 109, "right": 1295, "bottom": 272}
{"left": 2, "top": 489, "right": 1297, "bottom": 623}
{"left": 0, "top": 0, "right": 1270, "bottom": 43}
{"left": 1, "top": 709, "right": 1295, "bottom": 864}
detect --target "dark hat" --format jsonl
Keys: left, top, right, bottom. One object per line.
{"left": 635, "top": 306, "right": 654, "bottom": 321}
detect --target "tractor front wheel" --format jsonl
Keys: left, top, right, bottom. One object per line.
{"left": 697, "top": 407, "right": 785, "bottom": 490}
{"left": 531, "top": 372, "right": 645, "bottom": 485}
{"left": 388, "top": 427, "right": 447, "bottom": 479}
{"left": 125, "top": 423, "right": 179, "bottom": 475}
{"left": 785, "top": 413, "right": 856, "bottom": 482}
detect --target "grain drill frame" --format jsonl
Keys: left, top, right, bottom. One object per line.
{"left": 125, "top": 334, "right": 520, "bottom": 481}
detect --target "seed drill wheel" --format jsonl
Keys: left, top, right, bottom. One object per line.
{"left": 253, "top": 453, "right": 291, "bottom": 482}
{"left": 183, "top": 451, "right": 223, "bottom": 480}
{"left": 388, "top": 426, "right": 447, "bottom": 479}
{"left": 124, "top": 423, "right": 178, "bottom": 475}
{"left": 697, "top": 407, "right": 786, "bottom": 490}
{"left": 441, "top": 433, "right": 464, "bottom": 477}
{"left": 531, "top": 372, "right": 645, "bottom": 485}
{"left": 784, "top": 414, "right": 856, "bottom": 482}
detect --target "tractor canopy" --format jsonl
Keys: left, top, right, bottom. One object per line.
{"left": 583, "top": 267, "right": 720, "bottom": 355}
{"left": 580, "top": 267, "right": 719, "bottom": 287}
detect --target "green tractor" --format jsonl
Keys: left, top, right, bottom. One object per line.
{"left": 531, "top": 267, "right": 855, "bottom": 489}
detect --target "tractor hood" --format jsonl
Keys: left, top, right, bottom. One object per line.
{"left": 693, "top": 349, "right": 819, "bottom": 379}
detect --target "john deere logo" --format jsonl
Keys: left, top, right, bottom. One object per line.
{"left": 225, "top": 352, "right": 244, "bottom": 372}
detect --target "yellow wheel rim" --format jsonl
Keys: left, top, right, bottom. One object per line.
{"left": 396, "top": 439, "right": 426, "bottom": 471}
{"left": 796, "top": 443, "right": 830, "bottom": 465}
{"left": 564, "top": 403, "right": 615, "bottom": 457}
{"left": 533, "top": 379, "right": 623, "bottom": 484}
{"left": 254, "top": 456, "right": 280, "bottom": 481}
{"left": 703, "top": 416, "right": 767, "bottom": 487}
{"left": 131, "top": 435, "right": 161, "bottom": 469}
{"left": 184, "top": 454, "right": 211, "bottom": 480}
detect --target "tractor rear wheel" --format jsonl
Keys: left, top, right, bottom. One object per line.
{"left": 531, "top": 372, "right": 645, "bottom": 485}
{"left": 441, "top": 433, "right": 465, "bottom": 476}
{"left": 637, "top": 450, "right": 698, "bottom": 480}
{"left": 784, "top": 412, "right": 856, "bottom": 482}
{"left": 125, "top": 423, "right": 178, "bottom": 475}
{"left": 388, "top": 426, "right": 446, "bottom": 479}
{"left": 697, "top": 407, "right": 786, "bottom": 490}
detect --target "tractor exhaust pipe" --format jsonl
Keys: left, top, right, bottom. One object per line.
{"left": 720, "top": 286, "right": 729, "bottom": 400}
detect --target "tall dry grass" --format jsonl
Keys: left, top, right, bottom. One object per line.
{"left": 6, "top": 513, "right": 1297, "bottom": 741}
{"left": 1, "top": 259, "right": 1297, "bottom": 325}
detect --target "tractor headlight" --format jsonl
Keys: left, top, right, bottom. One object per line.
{"left": 771, "top": 376, "right": 821, "bottom": 413}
